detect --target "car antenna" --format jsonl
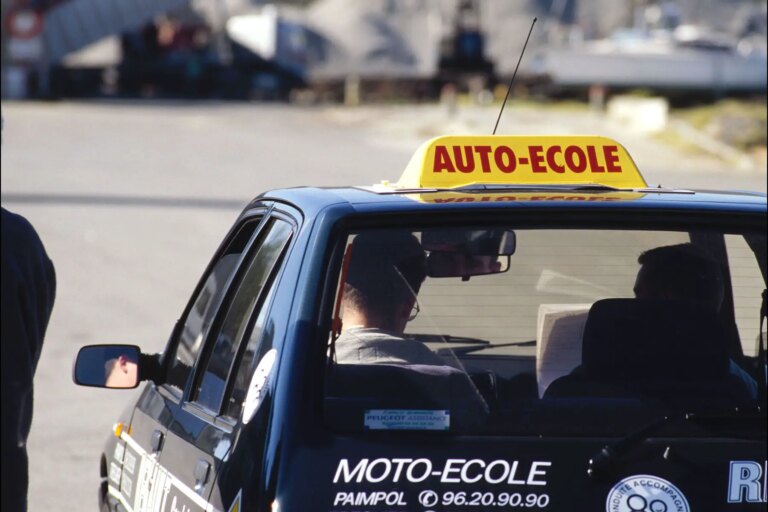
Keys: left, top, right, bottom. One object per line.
{"left": 492, "top": 17, "right": 537, "bottom": 135}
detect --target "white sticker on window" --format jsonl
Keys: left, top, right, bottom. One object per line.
{"left": 242, "top": 349, "right": 277, "bottom": 424}
{"left": 364, "top": 409, "right": 450, "bottom": 430}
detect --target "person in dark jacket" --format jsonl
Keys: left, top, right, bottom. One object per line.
{"left": 634, "top": 242, "right": 758, "bottom": 398}
{"left": 1, "top": 207, "right": 56, "bottom": 512}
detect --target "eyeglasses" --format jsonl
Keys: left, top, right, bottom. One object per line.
{"left": 408, "top": 300, "right": 420, "bottom": 322}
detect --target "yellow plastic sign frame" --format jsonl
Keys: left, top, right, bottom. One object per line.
{"left": 408, "top": 190, "right": 646, "bottom": 204}
{"left": 396, "top": 135, "right": 647, "bottom": 189}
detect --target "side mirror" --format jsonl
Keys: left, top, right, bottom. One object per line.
{"left": 73, "top": 344, "right": 141, "bottom": 389}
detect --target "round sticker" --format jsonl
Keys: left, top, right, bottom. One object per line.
{"left": 242, "top": 349, "right": 277, "bottom": 424}
{"left": 606, "top": 475, "right": 690, "bottom": 512}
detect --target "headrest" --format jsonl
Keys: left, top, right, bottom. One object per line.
{"left": 582, "top": 298, "right": 729, "bottom": 380}
{"left": 326, "top": 363, "right": 464, "bottom": 395}
{"left": 325, "top": 363, "right": 488, "bottom": 430}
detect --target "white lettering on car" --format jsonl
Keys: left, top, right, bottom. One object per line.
{"left": 333, "top": 458, "right": 551, "bottom": 486}
{"left": 333, "top": 491, "right": 407, "bottom": 506}
{"left": 728, "top": 461, "right": 768, "bottom": 503}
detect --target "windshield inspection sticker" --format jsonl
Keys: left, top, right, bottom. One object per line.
{"left": 606, "top": 475, "right": 690, "bottom": 512}
{"left": 242, "top": 349, "right": 277, "bottom": 424}
{"left": 364, "top": 409, "right": 449, "bottom": 430}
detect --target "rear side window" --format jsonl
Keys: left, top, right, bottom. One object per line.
{"left": 165, "top": 219, "right": 262, "bottom": 393}
{"left": 726, "top": 234, "right": 767, "bottom": 358}
{"left": 193, "top": 218, "right": 293, "bottom": 413}
{"left": 225, "top": 284, "right": 277, "bottom": 418}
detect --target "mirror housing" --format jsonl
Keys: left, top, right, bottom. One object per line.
{"left": 423, "top": 228, "right": 515, "bottom": 279}
{"left": 422, "top": 228, "right": 516, "bottom": 256}
{"left": 427, "top": 252, "right": 509, "bottom": 279}
{"left": 73, "top": 344, "right": 142, "bottom": 389}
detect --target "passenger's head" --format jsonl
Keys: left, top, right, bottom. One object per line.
{"left": 634, "top": 243, "right": 724, "bottom": 310}
{"left": 343, "top": 231, "right": 427, "bottom": 332}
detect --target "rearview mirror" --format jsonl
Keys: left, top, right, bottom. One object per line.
{"left": 422, "top": 228, "right": 516, "bottom": 256}
{"left": 427, "top": 252, "right": 509, "bottom": 279}
{"left": 73, "top": 344, "right": 141, "bottom": 389}
{"left": 423, "top": 228, "right": 515, "bottom": 279}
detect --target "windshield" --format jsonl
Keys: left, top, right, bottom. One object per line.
{"left": 324, "top": 226, "right": 766, "bottom": 436}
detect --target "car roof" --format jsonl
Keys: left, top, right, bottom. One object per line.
{"left": 246, "top": 134, "right": 766, "bottom": 218}
{"left": 252, "top": 185, "right": 767, "bottom": 219}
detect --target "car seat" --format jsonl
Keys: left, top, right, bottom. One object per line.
{"left": 325, "top": 363, "right": 488, "bottom": 431}
{"left": 544, "top": 298, "right": 753, "bottom": 406}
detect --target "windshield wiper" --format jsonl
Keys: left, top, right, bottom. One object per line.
{"left": 410, "top": 333, "right": 534, "bottom": 356}
{"left": 409, "top": 333, "right": 491, "bottom": 346}
{"left": 378, "top": 184, "right": 696, "bottom": 195}
{"left": 448, "top": 340, "right": 535, "bottom": 356}
{"left": 453, "top": 184, "right": 698, "bottom": 194}
{"left": 588, "top": 406, "right": 766, "bottom": 480}
{"left": 452, "top": 183, "right": 624, "bottom": 193}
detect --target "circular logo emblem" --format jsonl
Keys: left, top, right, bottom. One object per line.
{"left": 606, "top": 475, "right": 690, "bottom": 512}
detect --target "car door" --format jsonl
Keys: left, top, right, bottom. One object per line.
{"left": 113, "top": 211, "right": 267, "bottom": 512}
{"left": 156, "top": 213, "right": 295, "bottom": 512}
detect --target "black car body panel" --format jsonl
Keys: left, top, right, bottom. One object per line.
{"left": 78, "top": 136, "right": 767, "bottom": 512}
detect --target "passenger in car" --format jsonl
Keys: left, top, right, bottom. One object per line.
{"left": 544, "top": 243, "right": 757, "bottom": 403}
{"left": 633, "top": 243, "right": 723, "bottom": 308}
{"left": 633, "top": 243, "right": 758, "bottom": 398}
{"left": 333, "top": 231, "right": 444, "bottom": 365}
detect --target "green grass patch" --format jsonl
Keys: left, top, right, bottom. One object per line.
{"left": 653, "top": 127, "right": 702, "bottom": 155}
{"left": 673, "top": 99, "right": 767, "bottom": 151}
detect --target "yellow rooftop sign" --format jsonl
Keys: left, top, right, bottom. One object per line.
{"left": 396, "top": 135, "right": 647, "bottom": 189}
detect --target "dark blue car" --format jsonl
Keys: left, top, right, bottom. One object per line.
{"left": 74, "top": 135, "right": 767, "bottom": 512}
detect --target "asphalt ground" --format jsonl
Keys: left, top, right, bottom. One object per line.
{"left": 1, "top": 100, "right": 765, "bottom": 511}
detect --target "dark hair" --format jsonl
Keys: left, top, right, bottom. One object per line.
{"left": 637, "top": 243, "right": 724, "bottom": 309}
{"left": 344, "top": 231, "right": 427, "bottom": 318}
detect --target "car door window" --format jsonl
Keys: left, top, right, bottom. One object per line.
{"left": 225, "top": 284, "right": 277, "bottom": 419}
{"left": 165, "top": 218, "right": 263, "bottom": 393}
{"left": 193, "top": 218, "right": 293, "bottom": 413}
{"left": 726, "top": 234, "right": 767, "bottom": 358}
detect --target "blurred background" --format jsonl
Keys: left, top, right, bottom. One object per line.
{"left": 2, "top": 0, "right": 767, "bottom": 102}
{"left": 2, "top": 0, "right": 767, "bottom": 171}
{"left": 1, "top": 1, "right": 766, "bottom": 511}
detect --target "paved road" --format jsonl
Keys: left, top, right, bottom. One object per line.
{"left": 1, "top": 101, "right": 764, "bottom": 511}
